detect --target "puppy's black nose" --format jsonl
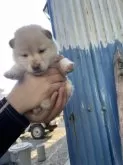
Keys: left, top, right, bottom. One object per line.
{"left": 32, "top": 64, "right": 41, "bottom": 72}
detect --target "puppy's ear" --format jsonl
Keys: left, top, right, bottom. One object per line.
{"left": 43, "top": 30, "right": 52, "bottom": 40}
{"left": 9, "top": 38, "right": 15, "bottom": 48}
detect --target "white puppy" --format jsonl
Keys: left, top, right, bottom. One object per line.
{"left": 4, "top": 24, "right": 74, "bottom": 110}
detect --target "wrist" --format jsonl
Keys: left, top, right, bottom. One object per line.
{"left": 2, "top": 97, "right": 30, "bottom": 126}
{"left": 6, "top": 94, "right": 25, "bottom": 115}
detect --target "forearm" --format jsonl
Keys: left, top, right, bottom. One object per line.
{"left": 0, "top": 98, "right": 29, "bottom": 158}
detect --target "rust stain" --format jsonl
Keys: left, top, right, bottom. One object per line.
{"left": 114, "top": 48, "right": 123, "bottom": 138}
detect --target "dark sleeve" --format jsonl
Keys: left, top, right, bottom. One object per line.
{"left": 0, "top": 97, "right": 30, "bottom": 158}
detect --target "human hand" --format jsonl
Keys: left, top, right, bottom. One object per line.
{"left": 6, "top": 68, "right": 66, "bottom": 114}
{"left": 24, "top": 86, "right": 67, "bottom": 123}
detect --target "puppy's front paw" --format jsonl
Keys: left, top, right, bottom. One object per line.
{"left": 65, "top": 63, "right": 74, "bottom": 73}
{"left": 59, "top": 58, "right": 74, "bottom": 73}
{"left": 40, "top": 99, "right": 51, "bottom": 111}
{"left": 4, "top": 71, "right": 21, "bottom": 80}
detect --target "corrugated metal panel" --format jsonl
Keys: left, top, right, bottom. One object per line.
{"left": 48, "top": 0, "right": 123, "bottom": 49}
{"left": 47, "top": 0, "right": 123, "bottom": 164}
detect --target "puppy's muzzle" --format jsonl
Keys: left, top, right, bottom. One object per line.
{"left": 32, "top": 64, "right": 45, "bottom": 75}
{"left": 32, "top": 64, "right": 41, "bottom": 72}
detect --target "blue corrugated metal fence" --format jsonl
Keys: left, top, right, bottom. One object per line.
{"left": 47, "top": 0, "right": 123, "bottom": 164}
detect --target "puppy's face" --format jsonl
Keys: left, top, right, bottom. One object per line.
{"left": 10, "top": 25, "right": 57, "bottom": 75}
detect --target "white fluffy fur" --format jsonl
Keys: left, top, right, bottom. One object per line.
{"left": 4, "top": 24, "right": 74, "bottom": 110}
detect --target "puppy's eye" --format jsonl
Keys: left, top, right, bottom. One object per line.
{"left": 21, "top": 54, "right": 28, "bottom": 57}
{"left": 38, "top": 49, "right": 46, "bottom": 54}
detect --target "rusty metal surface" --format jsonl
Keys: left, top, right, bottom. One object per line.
{"left": 114, "top": 49, "right": 123, "bottom": 138}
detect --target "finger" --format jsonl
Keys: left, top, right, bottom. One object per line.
{"left": 54, "top": 55, "right": 64, "bottom": 61}
{"left": 53, "top": 88, "right": 67, "bottom": 117}
{"left": 51, "top": 55, "right": 64, "bottom": 64}
{"left": 49, "top": 62, "right": 65, "bottom": 76}
{"left": 50, "top": 91, "right": 58, "bottom": 108}
{"left": 45, "top": 87, "right": 65, "bottom": 123}
{"left": 63, "top": 89, "right": 68, "bottom": 106}
{"left": 46, "top": 87, "right": 65, "bottom": 122}
{"left": 48, "top": 74, "right": 66, "bottom": 83}
{"left": 25, "top": 108, "right": 51, "bottom": 123}
{"left": 48, "top": 82, "right": 65, "bottom": 96}
{"left": 45, "top": 68, "right": 60, "bottom": 75}
{"left": 32, "top": 108, "right": 42, "bottom": 115}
